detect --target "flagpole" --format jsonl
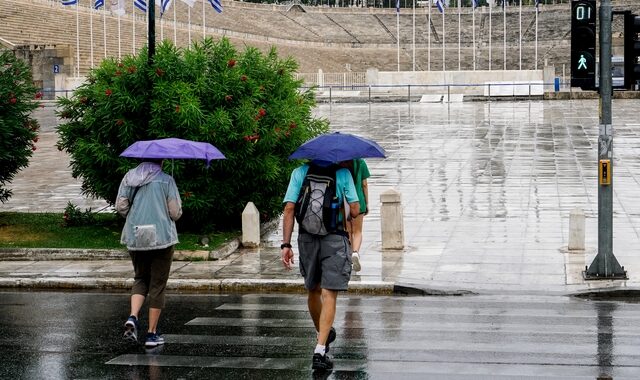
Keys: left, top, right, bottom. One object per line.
{"left": 442, "top": 3, "right": 445, "bottom": 72}
{"left": 472, "top": 3, "right": 476, "bottom": 70}
{"left": 161, "top": 10, "right": 164, "bottom": 41}
{"left": 503, "top": 0, "right": 506, "bottom": 70}
{"left": 203, "top": 0, "right": 206, "bottom": 38}
{"left": 457, "top": 0, "right": 461, "bottom": 71}
{"left": 118, "top": 13, "right": 121, "bottom": 59}
{"left": 396, "top": 0, "right": 399, "bottom": 72}
{"left": 90, "top": 5, "right": 95, "bottom": 69}
{"left": 174, "top": 1, "right": 177, "bottom": 44}
{"left": 428, "top": 0, "right": 431, "bottom": 71}
{"left": 535, "top": 2, "right": 539, "bottom": 70}
{"left": 489, "top": 0, "right": 492, "bottom": 71}
{"left": 103, "top": 5, "right": 107, "bottom": 58}
{"left": 76, "top": 2, "right": 80, "bottom": 76}
{"left": 519, "top": 0, "right": 522, "bottom": 70}
{"left": 412, "top": 0, "right": 415, "bottom": 71}
{"left": 133, "top": 6, "right": 136, "bottom": 55}
{"left": 188, "top": 6, "right": 192, "bottom": 44}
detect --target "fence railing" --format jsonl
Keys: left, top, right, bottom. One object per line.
{"left": 301, "top": 81, "right": 571, "bottom": 102}
{"left": 41, "top": 81, "right": 573, "bottom": 103}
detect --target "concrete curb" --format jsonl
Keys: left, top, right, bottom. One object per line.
{"left": 0, "top": 238, "right": 240, "bottom": 262}
{"left": 0, "top": 277, "right": 395, "bottom": 295}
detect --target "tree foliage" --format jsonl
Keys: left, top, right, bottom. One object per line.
{"left": 0, "top": 50, "right": 40, "bottom": 203}
{"left": 57, "top": 38, "right": 328, "bottom": 230}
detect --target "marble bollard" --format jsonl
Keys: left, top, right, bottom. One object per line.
{"left": 242, "top": 202, "right": 260, "bottom": 248}
{"left": 380, "top": 189, "right": 404, "bottom": 250}
{"left": 568, "top": 207, "right": 585, "bottom": 251}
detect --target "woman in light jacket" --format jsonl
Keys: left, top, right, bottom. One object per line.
{"left": 115, "top": 159, "right": 182, "bottom": 348}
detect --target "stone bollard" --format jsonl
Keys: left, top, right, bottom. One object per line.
{"left": 242, "top": 202, "right": 260, "bottom": 248}
{"left": 380, "top": 189, "right": 404, "bottom": 250}
{"left": 568, "top": 207, "right": 585, "bottom": 251}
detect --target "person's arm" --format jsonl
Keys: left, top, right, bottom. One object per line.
{"left": 115, "top": 181, "right": 131, "bottom": 218}
{"left": 281, "top": 202, "right": 295, "bottom": 270}
{"left": 167, "top": 178, "right": 183, "bottom": 221}
{"left": 362, "top": 179, "right": 368, "bottom": 215}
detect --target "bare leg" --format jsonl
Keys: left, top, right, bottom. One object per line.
{"left": 308, "top": 286, "right": 322, "bottom": 332}
{"left": 351, "top": 214, "right": 364, "bottom": 253}
{"left": 129, "top": 294, "right": 145, "bottom": 318}
{"left": 148, "top": 307, "right": 162, "bottom": 333}
{"left": 317, "top": 289, "right": 337, "bottom": 345}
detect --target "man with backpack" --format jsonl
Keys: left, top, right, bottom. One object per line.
{"left": 281, "top": 160, "right": 360, "bottom": 370}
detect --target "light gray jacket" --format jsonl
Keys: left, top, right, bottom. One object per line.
{"left": 115, "top": 162, "right": 182, "bottom": 251}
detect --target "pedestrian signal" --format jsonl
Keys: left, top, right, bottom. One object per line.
{"left": 624, "top": 12, "right": 640, "bottom": 90}
{"left": 571, "top": 0, "right": 596, "bottom": 90}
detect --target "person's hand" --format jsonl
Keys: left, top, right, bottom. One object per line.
{"left": 281, "top": 247, "right": 294, "bottom": 270}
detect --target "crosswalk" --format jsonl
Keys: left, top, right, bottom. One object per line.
{"left": 106, "top": 293, "right": 640, "bottom": 378}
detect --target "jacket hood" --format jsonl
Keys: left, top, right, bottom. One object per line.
{"left": 122, "top": 162, "right": 163, "bottom": 188}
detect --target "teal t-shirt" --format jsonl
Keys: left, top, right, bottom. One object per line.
{"left": 283, "top": 164, "right": 358, "bottom": 205}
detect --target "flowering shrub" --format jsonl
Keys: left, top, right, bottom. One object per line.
{"left": 56, "top": 38, "right": 328, "bottom": 230}
{"left": 0, "top": 50, "right": 40, "bottom": 203}
{"left": 62, "top": 201, "right": 95, "bottom": 227}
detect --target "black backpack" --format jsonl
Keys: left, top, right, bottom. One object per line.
{"left": 294, "top": 164, "right": 343, "bottom": 236}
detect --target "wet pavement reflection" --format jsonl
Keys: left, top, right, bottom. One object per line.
{"left": 2, "top": 290, "right": 640, "bottom": 379}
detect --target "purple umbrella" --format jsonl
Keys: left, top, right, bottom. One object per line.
{"left": 289, "top": 132, "right": 386, "bottom": 163}
{"left": 120, "top": 138, "right": 225, "bottom": 166}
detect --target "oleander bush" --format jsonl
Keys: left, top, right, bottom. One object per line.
{"left": 56, "top": 38, "right": 327, "bottom": 230}
{"left": 0, "top": 50, "right": 41, "bottom": 203}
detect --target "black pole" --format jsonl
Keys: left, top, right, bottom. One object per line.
{"left": 148, "top": 0, "right": 156, "bottom": 65}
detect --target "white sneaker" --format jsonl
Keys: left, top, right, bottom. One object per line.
{"left": 352, "top": 251, "right": 361, "bottom": 272}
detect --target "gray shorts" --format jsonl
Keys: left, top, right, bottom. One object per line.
{"left": 298, "top": 233, "right": 352, "bottom": 291}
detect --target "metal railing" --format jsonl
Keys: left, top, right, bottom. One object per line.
{"left": 302, "top": 81, "right": 570, "bottom": 102}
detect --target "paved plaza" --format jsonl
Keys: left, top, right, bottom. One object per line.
{"left": 2, "top": 100, "right": 640, "bottom": 294}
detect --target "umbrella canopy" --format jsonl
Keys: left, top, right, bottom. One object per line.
{"left": 120, "top": 138, "right": 225, "bottom": 166}
{"left": 289, "top": 132, "right": 386, "bottom": 163}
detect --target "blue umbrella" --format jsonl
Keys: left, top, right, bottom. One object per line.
{"left": 120, "top": 138, "right": 225, "bottom": 167}
{"left": 289, "top": 132, "right": 386, "bottom": 163}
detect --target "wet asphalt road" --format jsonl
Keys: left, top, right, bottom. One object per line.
{"left": 1, "top": 290, "right": 640, "bottom": 379}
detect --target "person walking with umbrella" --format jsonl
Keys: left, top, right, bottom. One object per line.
{"left": 116, "top": 137, "right": 225, "bottom": 348}
{"left": 341, "top": 158, "right": 370, "bottom": 272}
{"left": 116, "top": 158, "right": 182, "bottom": 348}
{"left": 282, "top": 132, "right": 385, "bottom": 370}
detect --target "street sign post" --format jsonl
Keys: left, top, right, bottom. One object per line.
{"left": 584, "top": 0, "right": 627, "bottom": 280}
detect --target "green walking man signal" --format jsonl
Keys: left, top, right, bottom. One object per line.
{"left": 571, "top": 0, "right": 597, "bottom": 90}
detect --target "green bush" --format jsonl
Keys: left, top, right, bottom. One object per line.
{"left": 62, "top": 201, "right": 96, "bottom": 227}
{"left": 0, "top": 50, "right": 41, "bottom": 203}
{"left": 56, "top": 38, "right": 328, "bottom": 231}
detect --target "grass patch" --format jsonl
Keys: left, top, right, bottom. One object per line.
{"left": 0, "top": 212, "right": 238, "bottom": 251}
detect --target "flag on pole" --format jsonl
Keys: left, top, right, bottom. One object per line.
{"left": 395, "top": 0, "right": 399, "bottom": 13}
{"left": 435, "top": 0, "right": 444, "bottom": 14}
{"left": 472, "top": 0, "right": 479, "bottom": 9}
{"left": 110, "top": 0, "right": 125, "bottom": 15}
{"left": 94, "top": 0, "right": 104, "bottom": 8}
{"left": 208, "top": 0, "right": 222, "bottom": 13}
{"left": 180, "top": 0, "right": 196, "bottom": 6}
{"left": 158, "top": 0, "right": 173, "bottom": 15}
{"left": 535, "top": 0, "right": 540, "bottom": 9}
{"left": 61, "top": 0, "right": 78, "bottom": 5}
{"left": 134, "top": 0, "right": 147, "bottom": 12}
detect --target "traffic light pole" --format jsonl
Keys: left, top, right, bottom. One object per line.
{"left": 148, "top": 0, "right": 156, "bottom": 65}
{"left": 584, "top": 0, "right": 627, "bottom": 280}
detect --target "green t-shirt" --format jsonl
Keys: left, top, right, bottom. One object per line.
{"left": 352, "top": 159, "right": 370, "bottom": 213}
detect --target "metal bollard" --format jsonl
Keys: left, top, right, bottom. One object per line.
{"left": 568, "top": 207, "right": 585, "bottom": 251}
{"left": 380, "top": 189, "right": 404, "bottom": 250}
{"left": 242, "top": 202, "right": 260, "bottom": 248}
